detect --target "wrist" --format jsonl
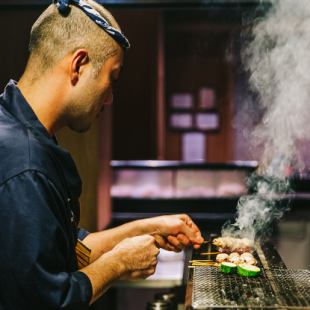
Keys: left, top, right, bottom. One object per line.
{"left": 103, "top": 249, "right": 127, "bottom": 277}
{"left": 107, "top": 245, "right": 131, "bottom": 275}
{"left": 136, "top": 217, "right": 160, "bottom": 235}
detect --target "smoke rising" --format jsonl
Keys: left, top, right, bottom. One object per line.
{"left": 223, "top": 0, "right": 310, "bottom": 241}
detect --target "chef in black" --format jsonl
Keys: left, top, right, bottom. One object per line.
{"left": 0, "top": 0, "right": 204, "bottom": 309}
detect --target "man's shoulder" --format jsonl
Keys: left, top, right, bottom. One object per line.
{"left": 0, "top": 107, "right": 30, "bottom": 179}
{"left": 0, "top": 108, "right": 60, "bottom": 186}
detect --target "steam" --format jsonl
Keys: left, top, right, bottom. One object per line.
{"left": 223, "top": 0, "right": 310, "bottom": 241}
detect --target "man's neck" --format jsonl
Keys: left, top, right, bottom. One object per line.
{"left": 18, "top": 71, "right": 67, "bottom": 135}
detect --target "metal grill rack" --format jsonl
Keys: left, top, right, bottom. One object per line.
{"left": 192, "top": 266, "right": 310, "bottom": 309}
{"left": 272, "top": 269, "right": 310, "bottom": 308}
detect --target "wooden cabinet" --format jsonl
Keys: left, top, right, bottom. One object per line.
{"left": 110, "top": 9, "right": 239, "bottom": 162}
{"left": 110, "top": 9, "right": 160, "bottom": 160}
{"left": 164, "top": 11, "right": 235, "bottom": 162}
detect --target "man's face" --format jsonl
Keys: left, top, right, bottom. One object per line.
{"left": 67, "top": 49, "right": 123, "bottom": 133}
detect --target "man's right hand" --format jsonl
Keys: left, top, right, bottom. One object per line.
{"left": 111, "top": 235, "right": 160, "bottom": 279}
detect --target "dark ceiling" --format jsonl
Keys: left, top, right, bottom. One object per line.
{"left": 0, "top": 0, "right": 271, "bottom": 8}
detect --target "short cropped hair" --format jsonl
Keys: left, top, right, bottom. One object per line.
{"left": 28, "top": 0, "right": 120, "bottom": 77}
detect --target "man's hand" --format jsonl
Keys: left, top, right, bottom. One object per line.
{"left": 80, "top": 216, "right": 201, "bottom": 303}
{"left": 112, "top": 235, "right": 160, "bottom": 280}
{"left": 80, "top": 234, "right": 159, "bottom": 304}
{"left": 144, "top": 214, "right": 204, "bottom": 252}
{"left": 83, "top": 214, "right": 203, "bottom": 263}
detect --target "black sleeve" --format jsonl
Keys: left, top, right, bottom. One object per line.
{"left": 0, "top": 170, "right": 92, "bottom": 310}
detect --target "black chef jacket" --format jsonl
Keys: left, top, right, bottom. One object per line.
{"left": 0, "top": 80, "right": 92, "bottom": 309}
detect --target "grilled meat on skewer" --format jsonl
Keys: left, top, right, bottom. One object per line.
{"left": 213, "top": 237, "right": 253, "bottom": 254}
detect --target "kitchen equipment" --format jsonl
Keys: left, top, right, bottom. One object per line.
{"left": 146, "top": 300, "right": 172, "bottom": 310}
{"left": 188, "top": 239, "right": 310, "bottom": 309}
{"left": 192, "top": 267, "right": 310, "bottom": 309}
{"left": 154, "top": 292, "right": 178, "bottom": 310}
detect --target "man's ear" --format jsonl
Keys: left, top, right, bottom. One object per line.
{"left": 70, "top": 49, "right": 90, "bottom": 85}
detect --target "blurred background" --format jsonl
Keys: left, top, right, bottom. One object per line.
{"left": 1, "top": 1, "right": 310, "bottom": 309}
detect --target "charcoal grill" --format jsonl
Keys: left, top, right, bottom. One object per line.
{"left": 192, "top": 267, "right": 310, "bottom": 309}
{"left": 185, "top": 241, "right": 310, "bottom": 309}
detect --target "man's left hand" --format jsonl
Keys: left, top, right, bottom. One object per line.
{"left": 144, "top": 214, "right": 204, "bottom": 252}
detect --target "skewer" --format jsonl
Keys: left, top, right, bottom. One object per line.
{"left": 190, "top": 262, "right": 217, "bottom": 267}
{"left": 189, "top": 260, "right": 213, "bottom": 263}
{"left": 188, "top": 265, "right": 217, "bottom": 268}
{"left": 200, "top": 252, "right": 221, "bottom": 255}
{"left": 192, "top": 263, "right": 216, "bottom": 266}
{"left": 190, "top": 261, "right": 217, "bottom": 265}
{"left": 191, "top": 261, "right": 217, "bottom": 264}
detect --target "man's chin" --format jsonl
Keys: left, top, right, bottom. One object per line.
{"left": 68, "top": 123, "right": 91, "bottom": 133}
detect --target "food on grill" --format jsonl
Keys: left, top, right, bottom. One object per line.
{"left": 240, "top": 252, "right": 253, "bottom": 259}
{"left": 215, "top": 252, "right": 257, "bottom": 266}
{"left": 240, "top": 252, "right": 257, "bottom": 265}
{"left": 228, "top": 252, "right": 241, "bottom": 264}
{"left": 213, "top": 237, "right": 253, "bottom": 253}
{"left": 237, "top": 264, "right": 261, "bottom": 277}
{"left": 220, "top": 262, "right": 237, "bottom": 274}
{"left": 216, "top": 253, "right": 229, "bottom": 263}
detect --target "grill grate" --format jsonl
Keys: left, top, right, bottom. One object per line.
{"left": 192, "top": 267, "right": 310, "bottom": 309}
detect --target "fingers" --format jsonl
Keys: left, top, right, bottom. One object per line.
{"left": 149, "top": 214, "right": 204, "bottom": 250}
{"left": 183, "top": 215, "right": 200, "bottom": 234}
{"left": 179, "top": 220, "right": 200, "bottom": 243}
{"left": 153, "top": 234, "right": 176, "bottom": 251}
{"left": 143, "top": 235, "right": 161, "bottom": 256}
{"left": 129, "top": 267, "right": 156, "bottom": 279}
{"left": 143, "top": 267, "right": 156, "bottom": 277}
{"left": 176, "top": 233, "right": 190, "bottom": 247}
{"left": 166, "top": 234, "right": 193, "bottom": 252}
{"left": 115, "top": 234, "right": 160, "bottom": 274}
{"left": 167, "top": 235, "right": 183, "bottom": 252}
{"left": 179, "top": 214, "right": 200, "bottom": 234}
{"left": 153, "top": 234, "right": 167, "bottom": 249}
{"left": 179, "top": 214, "right": 204, "bottom": 245}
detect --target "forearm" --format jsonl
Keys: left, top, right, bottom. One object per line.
{"left": 80, "top": 233, "right": 160, "bottom": 304}
{"left": 80, "top": 250, "right": 124, "bottom": 304}
{"left": 83, "top": 219, "right": 154, "bottom": 262}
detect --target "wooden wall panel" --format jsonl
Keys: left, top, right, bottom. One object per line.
{"left": 110, "top": 9, "right": 160, "bottom": 160}
{"left": 56, "top": 123, "right": 100, "bottom": 232}
{"left": 0, "top": 7, "right": 41, "bottom": 89}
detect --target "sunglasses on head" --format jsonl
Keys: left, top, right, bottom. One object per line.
{"left": 53, "top": 0, "right": 130, "bottom": 50}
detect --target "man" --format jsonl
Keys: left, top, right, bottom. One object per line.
{"left": 0, "top": 0, "right": 204, "bottom": 309}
